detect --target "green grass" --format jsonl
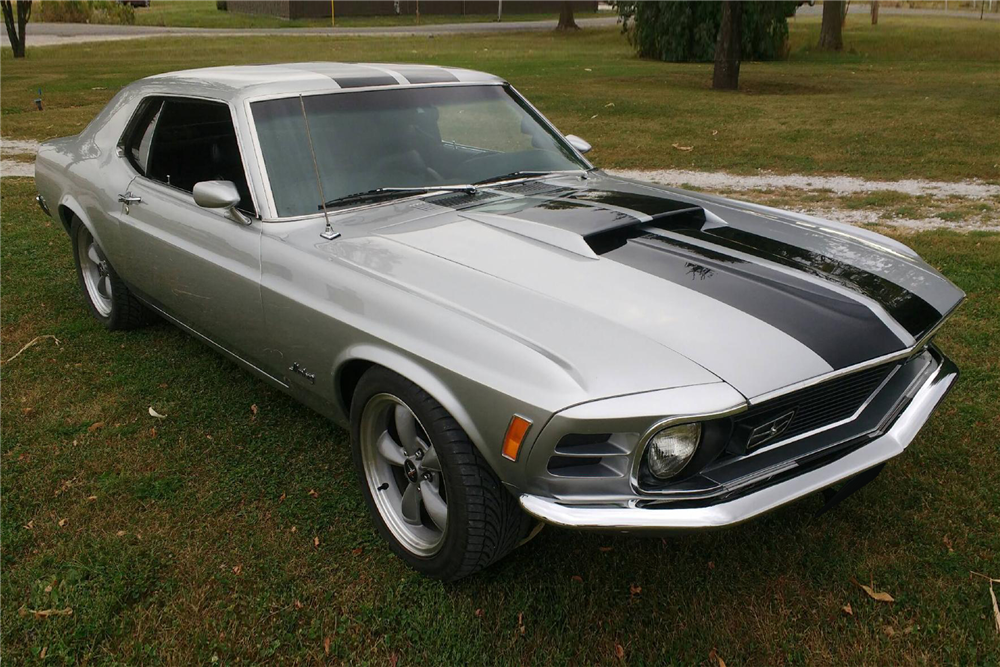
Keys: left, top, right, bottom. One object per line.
{"left": 122, "top": 1, "right": 601, "bottom": 30}
{"left": 2, "top": 175, "right": 998, "bottom": 663}
{"left": 3, "top": 15, "right": 1000, "bottom": 664}
{"left": 3, "top": 16, "right": 999, "bottom": 182}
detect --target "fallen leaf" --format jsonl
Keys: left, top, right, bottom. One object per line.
{"left": 630, "top": 584, "right": 642, "bottom": 596}
{"left": 708, "top": 561, "right": 715, "bottom": 570}
{"left": 22, "top": 606, "right": 73, "bottom": 619}
{"left": 324, "top": 636, "right": 331, "bottom": 655}
{"left": 149, "top": 427, "right": 157, "bottom": 438}
{"left": 517, "top": 612, "right": 526, "bottom": 635}
{"left": 672, "top": 143, "right": 694, "bottom": 152}
{"left": 87, "top": 421, "right": 104, "bottom": 433}
{"left": 279, "top": 493, "right": 286, "bottom": 503}
{"left": 294, "top": 600, "right": 303, "bottom": 609}
{"left": 615, "top": 643, "right": 625, "bottom": 659}
{"left": 24, "top": 520, "right": 33, "bottom": 530}
{"left": 232, "top": 564, "right": 242, "bottom": 575}
{"left": 475, "top": 608, "right": 484, "bottom": 618}
{"left": 57, "top": 518, "right": 67, "bottom": 528}
{"left": 571, "top": 575, "right": 583, "bottom": 583}
{"left": 250, "top": 404, "right": 258, "bottom": 418}
{"left": 44, "top": 584, "right": 53, "bottom": 593}
{"left": 23, "top": 407, "right": 36, "bottom": 416}
{"left": 883, "top": 625, "right": 896, "bottom": 637}
{"left": 584, "top": 68, "right": 593, "bottom": 72}
{"left": 116, "top": 530, "right": 126, "bottom": 537}
{"left": 842, "top": 603, "right": 853, "bottom": 616}
{"left": 856, "top": 580, "right": 895, "bottom": 603}
{"left": 604, "top": 102, "right": 615, "bottom": 107}
{"left": 389, "top": 653, "right": 399, "bottom": 667}
{"left": 87, "top": 495, "right": 97, "bottom": 502}
{"left": 709, "top": 648, "right": 727, "bottom": 667}
{"left": 308, "top": 489, "right": 319, "bottom": 498}
{"left": 590, "top": 114, "right": 599, "bottom": 120}
{"left": 599, "top": 546, "right": 613, "bottom": 552}
{"left": 40, "top": 647, "right": 47, "bottom": 659}
{"left": 314, "top": 536, "right": 320, "bottom": 548}
{"left": 352, "top": 547, "right": 363, "bottom": 556}
{"left": 289, "top": 526, "right": 297, "bottom": 533}
{"left": 148, "top": 406, "right": 167, "bottom": 419}
{"left": 712, "top": 129, "right": 719, "bottom": 136}
{"left": 943, "top": 535, "right": 954, "bottom": 552}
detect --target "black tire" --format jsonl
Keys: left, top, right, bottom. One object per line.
{"left": 70, "top": 217, "right": 154, "bottom": 330}
{"left": 350, "top": 367, "right": 531, "bottom": 581}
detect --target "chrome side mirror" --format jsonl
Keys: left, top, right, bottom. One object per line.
{"left": 565, "top": 134, "right": 592, "bottom": 154}
{"left": 193, "top": 180, "right": 250, "bottom": 225}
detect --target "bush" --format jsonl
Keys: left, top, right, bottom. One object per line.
{"left": 615, "top": 1, "right": 799, "bottom": 63}
{"left": 38, "top": 0, "right": 135, "bottom": 25}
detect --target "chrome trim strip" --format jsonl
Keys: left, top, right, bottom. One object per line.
{"left": 520, "top": 355, "right": 957, "bottom": 532}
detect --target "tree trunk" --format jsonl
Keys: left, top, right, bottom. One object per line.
{"left": 818, "top": 0, "right": 844, "bottom": 51}
{"left": 556, "top": 1, "right": 579, "bottom": 30}
{"left": 712, "top": 0, "right": 741, "bottom": 90}
{"left": 870, "top": 1, "right": 879, "bottom": 24}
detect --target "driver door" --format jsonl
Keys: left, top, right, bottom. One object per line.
{"left": 116, "top": 96, "right": 268, "bottom": 369}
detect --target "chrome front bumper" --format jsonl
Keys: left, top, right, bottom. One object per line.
{"left": 519, "top": 354, "right": 958, "bottom": 532}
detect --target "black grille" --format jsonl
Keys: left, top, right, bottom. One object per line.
{"left": 732, "top": 362, "right": 898, "bottom": 451}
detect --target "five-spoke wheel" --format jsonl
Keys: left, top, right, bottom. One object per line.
{"left": 359, "top": 394, "right": 449, "bottom": 556}
{"left": 76, "top": 224, "right": 113, "bottom": 317}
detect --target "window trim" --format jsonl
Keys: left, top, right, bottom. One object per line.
{"left": 243, "top": 81, "right": 593, "bottom": 222}
{"left": 117, "top": 92, "right": 260, "bottom": 218}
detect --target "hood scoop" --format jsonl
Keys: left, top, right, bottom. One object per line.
{"left": 449, "top": 186, "right": 711, "bottom": 257}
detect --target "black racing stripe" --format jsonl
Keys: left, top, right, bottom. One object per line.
{"left": 607, "top": 234, "right": 905, "bottom": 369}
{"left": 391, "top": 66, "right": 460, "bottom": 84}
{"left": 673, "top": 226, "right": 943, "bottom": 339}
{"left": 332, "top": 74, "right": 398, "bottom": 88}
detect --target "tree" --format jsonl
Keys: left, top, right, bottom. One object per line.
{"left": 1, "top": 0, "right": 31, "bottom": 58}
{"left": 556, "top": 1, "right": 579, "bottom": 31}
{"left": 713, "top": 1, "right": 742, "bottom": 90}
{"left": 870, "top": 1, "right": 879, "bottom": 25}
{"left": 818, "top": 0, "right": 844, "bottom": 50}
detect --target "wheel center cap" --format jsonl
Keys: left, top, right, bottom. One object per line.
{"left": 403, "top": 459, "right": 418, "bottom": 483}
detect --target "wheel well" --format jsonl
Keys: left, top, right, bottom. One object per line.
{"left": 57, "top": 204, "right": 77, "bottom": 234}
{"left": 338, "top": 359, "right": 375, "bottom": 415}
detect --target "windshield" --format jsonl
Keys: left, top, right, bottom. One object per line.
{"left": 251, "top": 84, "right": 588, "bottom": 217}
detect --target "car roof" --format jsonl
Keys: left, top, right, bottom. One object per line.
{"left": 142, "top": 62, "right": 505, "bottom": 103}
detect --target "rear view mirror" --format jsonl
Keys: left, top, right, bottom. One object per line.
{"left": 193, "top": 180, "right": 250, "bottom": 225}
{"left": 565, "top": 134, "right": 592, "bottom": 154}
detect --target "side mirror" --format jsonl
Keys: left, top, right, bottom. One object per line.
{"left": 193, "top": 180, "right": 250, "bottom": 224}
{"left": 565, "top": 134, "right": 592, "bottom": 154}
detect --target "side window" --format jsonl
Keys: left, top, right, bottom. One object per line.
{"left": 123, "top": 99, "right": 162, "bottom": 176}
{"left": 125, "top": 96, "right": 255, "bottom": 214}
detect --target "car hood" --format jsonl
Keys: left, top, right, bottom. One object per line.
{"left": 356, "top": 172, "right": 964, "bottom": 401}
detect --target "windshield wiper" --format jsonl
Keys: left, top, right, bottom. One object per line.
{"left": 473, "top": 170, "right": 558, "bottom": 186}
{"left": 321, "top": 185, "right": 478, "bottom": 210}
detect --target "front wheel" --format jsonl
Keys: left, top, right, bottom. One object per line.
{"left": 351, "top": 367, "right": 530, "bottom": 581}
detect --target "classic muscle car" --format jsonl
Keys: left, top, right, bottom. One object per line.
{"left": 34, "top": 63, "right": 963, "bottom": 580}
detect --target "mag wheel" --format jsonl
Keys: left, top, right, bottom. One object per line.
{"left": 351, "top": 367, "right": 531, "bottom": 581}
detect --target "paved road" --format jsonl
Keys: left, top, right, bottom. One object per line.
{"left": 1, "top": 16, "right": 620, "bottom": 47}
{"left": 3, "top": 6, "right": 995, "bottom": 48}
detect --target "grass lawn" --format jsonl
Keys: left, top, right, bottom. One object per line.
{"left": 2, "top": 15, "right": 999, "bottom": 665}
{"left": 119, "top": 1, "right": 602, "bottom": 29}
{"left": 3, "top": 16, "right": 998, "bottom": 182}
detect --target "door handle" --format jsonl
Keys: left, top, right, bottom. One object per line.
{"left": 117, "top": 193, "right": 141, "bottom": 204}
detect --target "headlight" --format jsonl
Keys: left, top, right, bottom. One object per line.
{"left": 646, "top": 423, "right": 701, "bottom": 479}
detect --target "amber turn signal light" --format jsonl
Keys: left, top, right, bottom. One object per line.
{"left": 501, "top": 415, "right": 532, "bottom": 461}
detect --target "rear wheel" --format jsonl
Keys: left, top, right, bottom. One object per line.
{"left": 71, "top": 217, "right": 153, "bottom": 330}
{"left": 351, "top": 367, "right": 530, "bottom": 581}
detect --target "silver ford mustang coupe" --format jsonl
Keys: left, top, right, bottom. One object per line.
{"left": 35, "top": 63, "right": 963, "bottom": 580}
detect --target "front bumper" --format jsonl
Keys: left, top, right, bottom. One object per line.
{"left": 519, "top": 353, "right": 958, "bottom": 532}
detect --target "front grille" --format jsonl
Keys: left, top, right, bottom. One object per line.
{"left": 732, "top": 361, "right": 898, "bottom": 451}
